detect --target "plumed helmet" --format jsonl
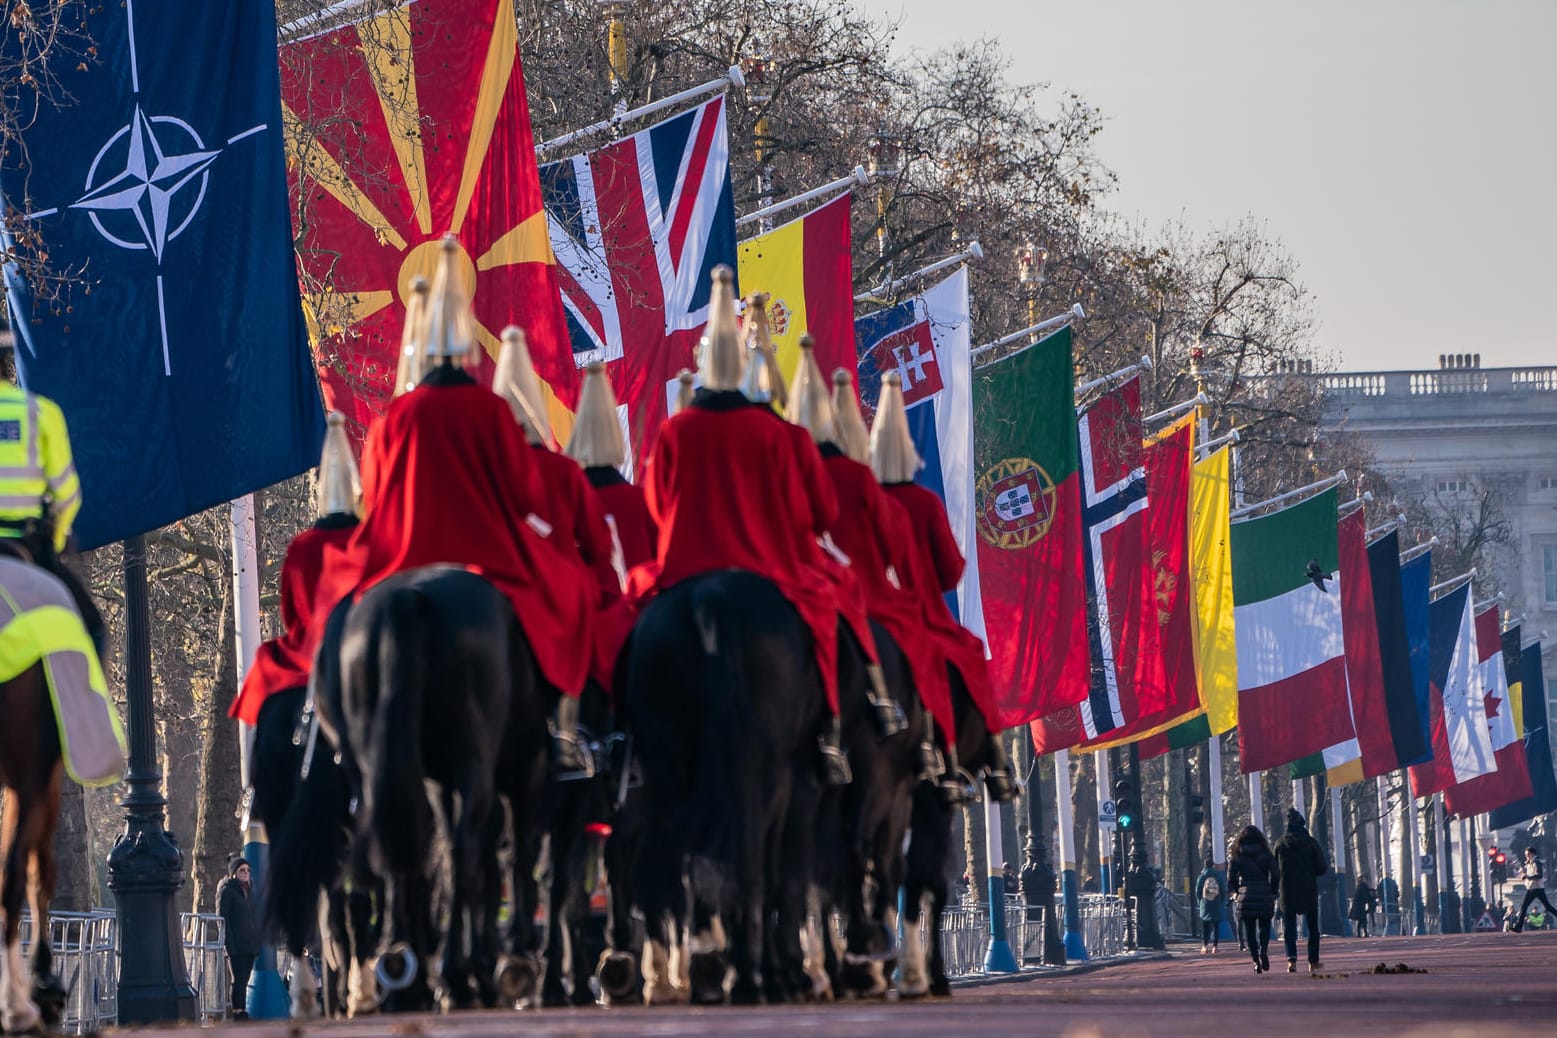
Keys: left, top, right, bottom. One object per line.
{"left": 393, "top": 276, "right": 431, "bottom": 397}
{"left": 565, "top": 362, "right": 626, "bottom": 469}
{"left": 870, "top": 372, "right": 923, "bottom": 484}
{"left": 831, "top": 367, "right": 870, "bottom": 464}
{"left": 423, "top": 234, "right": 477, "bottom": 362}
{"left": 671, "top": 369, "right": 696, "bottom": 416}
{"left": 494, "top": 326, "right": 553, "bottom": 447}
{"left": 316, "top": 412, "right": 361, "bottom": 518}
{"left": 697, "top": 266, "right": 743, "bottom": 391}
{"left": 784, "top": 335, "right": 835, "bottom": 445}
{"left": 739, "top": 294, "right": 788, "bottom": 410}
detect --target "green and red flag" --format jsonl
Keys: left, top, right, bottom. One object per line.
{"left": 1233, "top": 487, "right": 1356, "bottom": 772}
{"left": 973, "top": 326, "right": 1090, "bottom": 727}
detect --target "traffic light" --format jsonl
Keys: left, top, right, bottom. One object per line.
{"left": 1113, "top": 778, "right": 1137, "bottom": 831}
{"left": 1489, "top": 847, "right": 1508, "bottom": 885}
{"left": 1189, "top": 794, "right": 1206, "bottom": 826}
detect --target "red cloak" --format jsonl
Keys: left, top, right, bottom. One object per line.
{"left": 883, "top": 481, "right": 997, "bottom": 737}
{"left": 530, "top": 446, "right": 620, "bottom": 609}
{"left": 644, "top": 392, "right": 844, "bottom": 712}
{"left": 312, "top": 371, "right": 593, "bottom": 697}
{"left": 583, "top": 469, "right": 658, "bottom": 692}
{"left": 230, "top": 517, "right": 357, "bottom": 725}
{"left": 822, "top": 451, "right": 952, "bottom": 740}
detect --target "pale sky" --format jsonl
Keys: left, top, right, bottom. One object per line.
{"left": 872, "top": 0, "right": 1557, "bottom": 372}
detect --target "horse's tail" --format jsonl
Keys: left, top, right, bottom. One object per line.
{"left": 264, "top": 729, "right": 351, "bottom": 956}
{"left": 364, "top": 586, "right": 436, "bottom": 875}
{"left": 681, "top": 582, "right": 753, "bottom": 876}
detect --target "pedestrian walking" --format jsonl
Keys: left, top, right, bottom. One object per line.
{"left": 1349, "top": 876, "right": 1377, "bottom": 937}
{"left": 1195, "top": 855, "right": 1224, "bottom": 955}
{"left": 217, "top": 856, "right": 257, "bottom": 1019}
{"left": 1511, "top": 847, "right": 1556, "bottom": 933}
{"left": 1273, "top": 808, "right": 1329, "bottom": 972}
{"left": 1229, "top": 825, "right": 1278, "bottom": 974}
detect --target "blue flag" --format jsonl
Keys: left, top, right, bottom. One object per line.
{"left": 1399, "top": 551, "right": 1434, "bottom": 760}
{"left": 1, "top": 1, "right": 322, "bottom": 549}
{"left": 1490, "top": 644, "right": 1557, "bottom": 828}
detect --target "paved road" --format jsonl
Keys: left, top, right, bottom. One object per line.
{"left": 152, "top": 932, "right": 1555, "bottom": 1037}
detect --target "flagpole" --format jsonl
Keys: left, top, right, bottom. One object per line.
{"left": 1429, "top": 568, "right": 1477, "bottom": 598}
{"left": 1052, "top": 748, "right": 1088, "bottom": 960}
{"left": 1095, "top": 749, "right": 1113, "bottom": 893}
{"left": 1377, "top": 775, "right": 1395, "bottom": 932}
{"left": 1074, "top": 355, "right": 1154, "bottom": 399}
{"left": 1400, "top": 538, "right": 1438, "bottom": 564}
{"left": 983, "top": 793, "right": 1020, "bottom": 973}
{"left": 1408, "top": 789, "right": 1427, "bottom": 934}
{"left": 734, "top": 166, "right": 875, "bottom": 230}
{"left": 229, "top": 495, "right": 289, "bottom": 1019}
{"left": 1195, "top": 428, "right": 1240, "bottom": 457}
{"left": 1366, "top": 514, "right": 1407, "bottom": 540}
{"left": 1208, "top": 733, "right": 1233, "bottom": 941}
{"left": 853, "top": 242, "right": 983, "bottom": 303}
{"left": 1144, "top": 392, "right": 1207, "bottom": 426}
{"left": 970, "top": 305, "right": 1087, "bottom": 368}
{"left": 535, "top": 66, "right": 746, "bottom": 154}
{"left": 1330, "top": 784, "right": 1349, "bottom": 935}
{"left": 1229, "top": 470, "right": 1348, "bottom": 521}
{"left": 1338, "top": 491, "right": 1373, "bottom": 518}
{"left": 1434, "top": 794, "right": 1451, "bottom": 932}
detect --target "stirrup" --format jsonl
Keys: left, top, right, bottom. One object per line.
{"left": 984, "top": 766, "right": 1018, "bottom": 802}
{"left": 865, "top": 664, "right": 908, "bottom": 736}
{"left": 551, "top": 729, "right": 595, "bottom": 781}
{"left": 917, "top": 740, "right": 946, "bottom": 781}
{"left": 937, "top": 772, "right": 975, "bottom": 805}
{"left": 819, "top": 739, "right": 853, "bottom": 786}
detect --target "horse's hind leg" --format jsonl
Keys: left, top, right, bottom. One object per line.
{"left": 0, "top": 786, "right": 41, "bottom": 1035}
{"left": 27, "top": 763, "right": 66, "bottom": 1026}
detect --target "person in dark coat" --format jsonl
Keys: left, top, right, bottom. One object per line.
{"left": 1228, "top": 825, "right": 1277, "bottom": 973}
{"left": 1273, "top": 808, "right": 1329, "bottom": 972}
{"left": 1349, "top": 875, "right": 1378, "bottom": 937}
{"left": 216, "top": 856, "right": 257, "bottom": 1018}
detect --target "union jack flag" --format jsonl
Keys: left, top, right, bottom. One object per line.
{"left": 539, "top": 96, "right": 737, "bottom": 473}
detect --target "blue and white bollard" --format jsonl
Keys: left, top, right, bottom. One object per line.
{"left": 983, "top": 795, "right": 1019, "bottom": 973}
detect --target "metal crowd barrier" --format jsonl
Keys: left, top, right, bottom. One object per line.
{"left": 933, "top": 892, "right": 1131, "bottom": 978}
{"left": 1078, "top": 894, "right": 1129, "bottom": 958}
{"left": 180, "top": 912, "right": 229, "bottom": 1023}
{"left": 17, "top": 910, "right": 117, "bottom": 1035}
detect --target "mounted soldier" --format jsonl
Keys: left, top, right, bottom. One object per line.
{"left": 786, "top": 342, "right": 959, "bottom": 800}
{"left": 492, "top": 326, "right": 617, "bottom": 772}
{"left": 230, "top": 411, "right": 361, "bottom": 730}
{"left": 870, "top": 372, "right": 1017, "bottom": 801}
{"left": 0, "top": 347, "right": 103, "bottom": 657}
{"left": 309, "top": 235, "right": 593, "bottom": 775}
{"left": 639, "top": 266, "right": 856, "bottom": 783}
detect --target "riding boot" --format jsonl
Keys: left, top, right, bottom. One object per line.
{"left": 983, "top": 732, "right": 1020, "bottom": 802}
{"left": 865, "top": 663, "right": 908, "bottom": 736}
{"left": 550, "top": 694, "right": 593, "bottom": 779}
{"left": 938, "top": 739, "right": 976, "bottom": 805}
{"left": 818, "top": 715, "right": 852, "bottom": 786}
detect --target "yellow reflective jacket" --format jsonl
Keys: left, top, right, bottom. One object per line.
{"left": 0, "top": 384, "right": 80, "bottom": 552}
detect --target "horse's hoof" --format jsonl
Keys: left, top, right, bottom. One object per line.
{"left": 841, "top": 960, "right": 887, "bottom": 999}
{"left": 896, "top": 971, "right": 929, "bottom": 999}
{"left": 596, "top": 950, "right": 638, "bottom": 1001}
{"left": 495, "top": 955, "right": 541, "bottom": 1006}
{"left": 31, "top": 976, "right": 66, "bottom": 1028}
{"left": 728, "top": 977, "right": 763, "bottom": 1006}
{"left": 688, "top": 951, "right": 728, "bottom": 1005}
{"left": 928, "top": 977, "right": 952, "bottom": 998}
{"left": 2, "top": 999, "right": 42, "bottom": 1035}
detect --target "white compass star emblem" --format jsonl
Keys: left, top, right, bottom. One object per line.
{"left": 71, "top": 105, "right": 221, "bottom": 261}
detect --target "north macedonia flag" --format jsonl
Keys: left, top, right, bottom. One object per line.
{"left": 281, "top": 0, "right": 574, "bottom": 435}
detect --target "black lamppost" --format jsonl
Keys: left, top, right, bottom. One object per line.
{"left": 106, "top": 535, "right": 197, "bottom": 1023}
{"left": 1124, "top": 742, "right": 1164, "bottom": 949}
{"left": 1020, "top": 740, "right": 1065, "bottom": 965}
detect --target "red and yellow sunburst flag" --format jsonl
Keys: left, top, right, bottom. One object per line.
{"left": 280, "top": 0, "right": 574, "bottom": 437}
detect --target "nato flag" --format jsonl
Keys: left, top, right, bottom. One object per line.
{"left": 0, "top": 1, "right": 322, "bottom": 549}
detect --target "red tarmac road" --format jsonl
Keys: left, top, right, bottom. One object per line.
{"left": 132, "top": 932, "right": 1555, "bottom": 1037}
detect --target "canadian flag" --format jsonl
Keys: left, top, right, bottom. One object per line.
{"left": 1444, "top": 607, "right": 1533, "bottom": 816}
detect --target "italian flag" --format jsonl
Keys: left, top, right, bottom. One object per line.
{"left": 975, "top": 326, "right": 1091, "bottom": 725}
{"left": 1234, "top": 487, "right": 1356, "bottom": 773}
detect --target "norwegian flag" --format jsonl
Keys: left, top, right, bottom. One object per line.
{"left": 1073, "top": 377, "right": 1168, "bottom": 738}
{"left": 539, "top": 96, "right": 737, "bottom": 471}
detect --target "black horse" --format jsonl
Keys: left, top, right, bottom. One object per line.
{"left": 899, "top": 672, "right": 1010, "bottom": 998}
{"left": 626, "top": 570, "right": 829, "bottom": 1005}
{"left": 254, "top": 687, "right": 379, "bottom": 1018}
{"left": 314, "top": 566, "right": 542, "bottom": 1012}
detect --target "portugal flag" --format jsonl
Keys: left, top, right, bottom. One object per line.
{"left": 737, "top": 193, "right": 856, "bottom": 386}
{"left": 973, "top": 326, "right": 1089, "bottom": 728}
{"left": 281, "top": 0, "right": 571, "bottom": 435}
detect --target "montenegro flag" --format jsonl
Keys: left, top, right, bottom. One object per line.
{"left": 281, "top": 0, "right": 573, "bottom": 436}
{"left": 736, "top": 193, "right": 857, "bottom": 387}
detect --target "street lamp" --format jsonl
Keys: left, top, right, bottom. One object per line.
{"left": 1016, "top": 243, "right": 1049, "bottom": 341}
{"left": 1020, "top": 742, "right": 1066, "bottom": 965}
{"left": 868, "top": 134, "right": 901, "bottom": 259}
{"left": 743, "top": 48, "right": 773, "bottom": 228}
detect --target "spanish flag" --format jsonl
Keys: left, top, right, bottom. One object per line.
{"left": 736, "top": 193, "right": 857, "bottom": 386}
